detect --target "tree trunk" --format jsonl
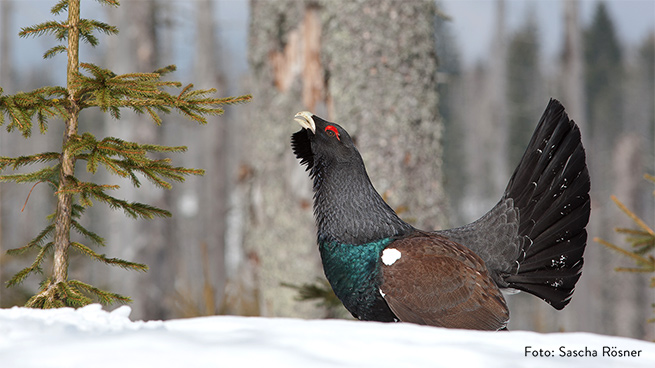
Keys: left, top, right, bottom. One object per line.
{"left": 487, "top": 0, "right": 509, "bottom": 193}
{"left": 171, "top": 0, "right": 229, "bottom": 317}
{"left": 559, "top": 0, "right": 587, "bottom": 135}
{"left": 610, "top": 134, "right": 650, "bottom": 338}
{"left": 0, "top": 0, "right": 12, "bottom": 305}
{"left": 582, "top": 2, "right": 627, "bottom": 337}
{"left": 101, "top": 0, "right": 171, "bottom": 320}
{"left": 458, "top": 0, "right": 509, "bottom": 224}
{"left": 128, "top": 0, "right": 174, "bottom": 320}
{"left": 0, "top": 0, "right": 12, "bottom": 93}
{"left": 242, "top": 0, "right": 447, "bottom": 318}
{"left": 555, "top": 0, "right": 595, "bottom": 337}
{"left": 51, "top": 0, "right": 81, "bottom": 293}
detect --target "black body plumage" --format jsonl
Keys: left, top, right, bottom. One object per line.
{"left": 291, "top": 99, "right": 590, "bottom": 330}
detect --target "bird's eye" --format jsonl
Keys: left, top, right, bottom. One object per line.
{"left": 325, "top": 125, "right": 340, "bottom": 141}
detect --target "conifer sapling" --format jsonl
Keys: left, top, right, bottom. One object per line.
{"left": 0, "top": 0, "right": 251, "bottom": 308}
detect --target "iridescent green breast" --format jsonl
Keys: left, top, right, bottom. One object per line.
{"left": 318, "top": 238, "right": 397, "bottom": 321}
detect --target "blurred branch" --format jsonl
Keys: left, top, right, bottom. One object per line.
{"left": 594, "top": 174, "right": 655, "bottom": 323}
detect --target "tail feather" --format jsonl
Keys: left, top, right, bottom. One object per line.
{"left": 520, "top": 227, "right": 587, "bottom": 272}
{"left": 525, "top": 145, "right": 588, "bottom": 236}
{"left": 439, "top": 99, "right": 590, "bottom": 310}
{"left": 507, "top": 105, "right": 576, "bottom": 209}
{"left": 527, "top": 191, "right": 589, "bottom": 258}
{"left": 503, "top": 99, "right": 590, "bottom": 310}
{"left": 506, "top": 274, "right": 581, "bottom": 309}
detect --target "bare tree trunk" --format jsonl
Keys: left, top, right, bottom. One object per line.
{"left": 0, "top": 0, "right": 12, "bottom": 305}
{"left": 321, "top": 1, "right": 447, "bottom": 231}
{"left": 610, "top": 134, "right": 651, "bottom": 338}
{"left": 459, "top": 0, "right": 508, "bottom": 223}
{"left": 128, "top": 0, "right": 174, "bottom": 320}
{"left": 0, "top": 0, "right": 12, "bottom": 94}
{"left": 551, "top": 0, "right": 596, "bottom": 336}
{"left": 582, "top": 2, "right": 627, "bottom": 337}
{"left": 171, "top": 0, "right": 229, "bottom": 317}
{"left": 100, "top": 0, "right": 135, "bottom": 314}
{"left": 458, "top": 67, "right": 490, "bottom": 222}
{"left": 605, "top": 38, "right": 655, "bottom": 340}
{"left": 101, "top": 0, "right": 171, "bottom": 320}
{"left": 548, "top": 0, "right": 590, "bottom": 332}
{"left": 560, "top": 0, "right": 587, "bottom": 136}
{"left": 242, "top": 0, "right": 446, "bottom": 318}
{"left": 488, "top": 0, "right": 509, "bottom": 194}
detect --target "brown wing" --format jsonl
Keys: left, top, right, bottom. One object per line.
{"left": 379, "top": 232, "right": 509, "bottom": 330}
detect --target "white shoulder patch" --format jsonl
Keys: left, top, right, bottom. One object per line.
{"left": 381, "top": 248, "right": 401, "bottom": 266}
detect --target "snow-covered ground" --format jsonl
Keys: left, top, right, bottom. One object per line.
{"left": 0, "top": 304, "right": 653, "bottom": 368}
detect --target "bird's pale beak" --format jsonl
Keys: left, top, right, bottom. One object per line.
{"left": 294, "top": 111, "right": 316, "bottom": 134}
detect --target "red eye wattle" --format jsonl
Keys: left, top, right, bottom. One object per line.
{"left": 325, "top": 125, "right": 340, "bottom": 141}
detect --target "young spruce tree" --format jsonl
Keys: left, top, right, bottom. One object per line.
{"left": 595, "top": 174, "right": 655, "bottom": 323}
{"left": 0, "top": 0, "right": 250, "bottom": 308}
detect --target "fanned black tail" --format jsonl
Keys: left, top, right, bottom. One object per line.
{"left": 502, "top": 98, "right": 590, "bottom": 310}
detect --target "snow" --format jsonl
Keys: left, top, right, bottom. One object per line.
{"left": 0, "top": 305, "right": 653, "bottom": 368}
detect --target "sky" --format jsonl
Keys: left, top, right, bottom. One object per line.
{"left": 440, "top": 0, "right": 655, "bottom": 66}
{"left": 1, "top": 304, "right": 654, "bottom": 368}
{"left": 2, "top": 0, "right": 653, "bottom": 85}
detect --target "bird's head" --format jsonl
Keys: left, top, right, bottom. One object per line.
{"left": 291, "top": 112, "right": 413, "bottom": 244}
{"left": 291, "top": 111, "right": 359, "bottom": 172}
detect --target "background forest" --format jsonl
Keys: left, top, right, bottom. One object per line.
{"left": 0, "top": 0, "right": 653, "bottom": 340}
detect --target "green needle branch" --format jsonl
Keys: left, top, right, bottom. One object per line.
{"left": 0, "top": 0, "right": 251, "bottom": 308}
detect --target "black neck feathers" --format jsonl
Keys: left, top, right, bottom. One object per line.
{"left": 292, "top": 128, "right": 413, "bottom": 245}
